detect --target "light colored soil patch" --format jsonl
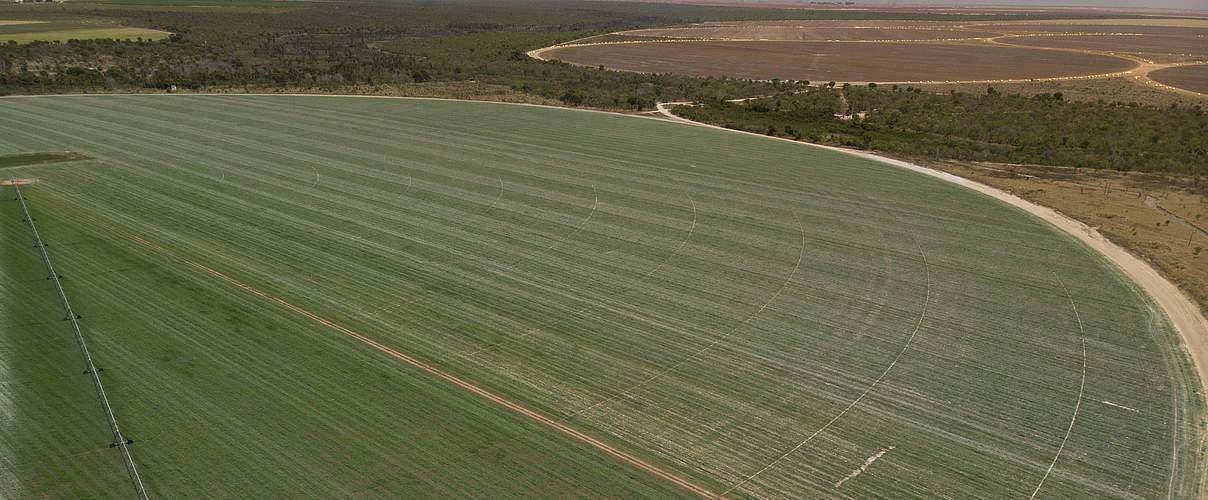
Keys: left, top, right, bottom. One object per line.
{"left": 835, "top": 446, "right": 894, "bottom": 489}
{"left": 0, "top": 178, "right": 36, "bottom": 185}
{"left": 0, "top": 20, "right": 48, "bottom": 26}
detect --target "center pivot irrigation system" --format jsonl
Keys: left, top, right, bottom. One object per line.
{"left": 12, "top": 180, "right": 148, "bottom": 499}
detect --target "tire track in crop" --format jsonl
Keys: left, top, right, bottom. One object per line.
{"left": 11, "top": 101, "right": 733, "bottom": 372}
{"left": 572, "top": 212, "right": 805, "bottom": 417}
{"left": 486, "top": 176, "right": 503, "bottom": 213}
{"left": 220, "top": 96, "right": 853, "bottom": 215}
{"left": 1029, "top": 269, "right": 1088, "bottom": 499}
{"left": 43, "top": 198, "right": 720, "bottom": 500}
{"left": 722, "top": 239, "right": 929, "bottom": 497}
{"left": 4, "top": 106, "right": 678, "bottom": 366}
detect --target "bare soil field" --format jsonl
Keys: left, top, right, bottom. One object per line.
{"left": 545, "top": 41, "right": 1134, "bottom": 83}
{"left": 620, "top": 23, "right": 986, "bottom": 41}
{"left": 539, "top": 18, "right": 1208, "bottom": 93}
{"left": 1148, "top": 65, "right": 1208, "bottom": 94}
{"left": 1001, "top": 35, "right": 1208, "bottom": 61}
{"left": 974, "top": 23, "right": 1208, "bottom": 36}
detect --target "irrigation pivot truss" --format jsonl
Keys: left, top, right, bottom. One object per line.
{"left": 11, "top": 180, "right": 149, "bottom": 499}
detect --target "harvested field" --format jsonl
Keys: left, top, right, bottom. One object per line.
{"left": 973, "top": 20, "right": 1208, "bottom": 32}
{"left": 545, "top": 41, "right": 1134, "bottom": 83}
{"left": 620, "top": 25, "right": 984, "bottom": 41}
{"left": 1000, "top": 35, "right": 1208, "bottom": 60}
{"left": 1149, "top": 65, "right": 1208, "bottom": 94}
{"left": 540, "top": 18, "right": 1207, "bottom": 90}
{"left": 0, "top": 95, "right": 1201, "bottom": 498}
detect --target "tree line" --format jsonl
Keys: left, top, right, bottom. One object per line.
{"left": 673, "top": 85, "right": 1208, "bottom": 174}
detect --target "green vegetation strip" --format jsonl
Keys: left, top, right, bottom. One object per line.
{"left": 0, "top": 152, "right": 91, "bottom": 168}
{"left": 10, "top": 181, "right": 147, "bottom": 498}
{"left": 0, "top": 95, "right": 1200, "bottom": 498}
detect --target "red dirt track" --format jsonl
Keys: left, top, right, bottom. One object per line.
{"left": 45, "top": 197, "right": 719, "bottom": 500}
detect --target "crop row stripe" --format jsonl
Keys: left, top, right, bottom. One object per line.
{"left": 46, "top": 198, "right": 719, "bottom": 499}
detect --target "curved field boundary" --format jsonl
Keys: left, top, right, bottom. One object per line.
{"left": 13, "top": 90, "right": 1208, "bottom": 415}
{"left": 722, "top": 240, "right": 930, "bottom": 496}
{"left": 653, "top": 100, "right": 1208, "bottom": 399}
{"left": 1145, "top": 64, "right": 1208, "bottom": 97}
{"left": 530, "top": 23, "right": 1208, "bottom": 91}
{"left": 7, "top": 93, "right": 1207, "bottom": 496}
{"left": 530, "top": 39, "right": 1140, "bottom": 86}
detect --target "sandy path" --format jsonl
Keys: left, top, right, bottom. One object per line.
{"left": 655, "top": 101, "right": 1208, "bottom": 396}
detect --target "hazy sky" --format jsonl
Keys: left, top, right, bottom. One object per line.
{"left": 751, "top": 0, "right": 1208, "bottom": 11}
{"left": 854, "top": 0, "right": 1207, "bottom": 11}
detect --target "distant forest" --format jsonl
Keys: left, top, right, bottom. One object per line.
{"left": 0, "top": 0, "right": 1202, "bottom": 173}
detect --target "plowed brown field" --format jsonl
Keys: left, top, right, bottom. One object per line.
{"left": 620, "top": 25, "right": 985, "bottom": 41}
{"left": 535, "top": 19, "right": 1208, "bottom": 91}
{"left": 1149, "top": 64, "right": 1208, "bottom": 94}
{"left": 544, "top": 41, "right": 1135, "bottom": 83}
{"left": 1000, "top": 34, "right": 1208, "bottom": 60}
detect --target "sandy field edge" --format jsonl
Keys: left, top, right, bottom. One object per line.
{"left": 652, "top": 102, "right": 1208, "bottom": 394}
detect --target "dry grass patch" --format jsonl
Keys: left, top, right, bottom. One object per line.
{"left": 915, "top": 77, "right": 1208, "bottom": 106}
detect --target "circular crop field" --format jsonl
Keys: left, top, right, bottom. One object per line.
{"left": 1149, "top": 64, "right": 1208, "bottom": 94}
{"left": 1, "top": 95, "right": 1200, "bottom": 498}
{"left": 544, "top": 41, "right": 1135, "bottom": 83}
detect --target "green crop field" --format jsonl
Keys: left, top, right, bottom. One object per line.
{"left": 0, "top": 95, "right": 1202, "bottom": 498}
{"left": 0, "top": 21, "right": 169, "bottom": 44}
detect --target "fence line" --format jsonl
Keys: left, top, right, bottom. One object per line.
{"left": 11, "top": 180, "right": 148, "bottom": 499}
